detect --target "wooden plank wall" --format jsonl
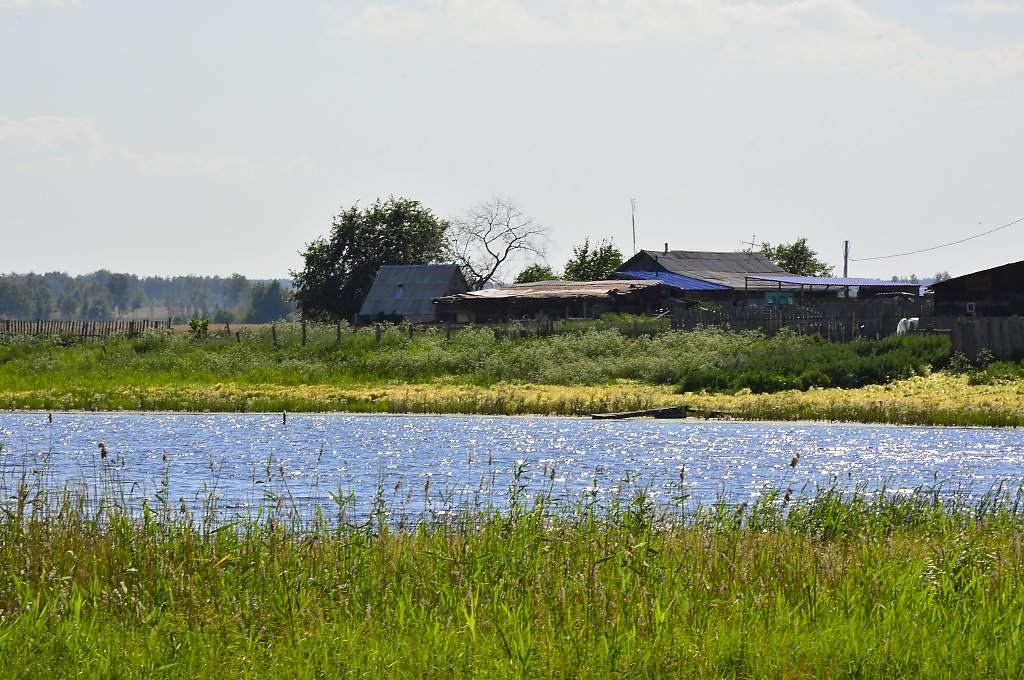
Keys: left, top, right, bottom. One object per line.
{"left": 0, "top": 319, "right": 170, "bottom": 340}
{"left": 922, "top": 316, "right": 1024, "bottom": 360}
{"left": 673, "top": 300, "right": 928, "bottom": 341}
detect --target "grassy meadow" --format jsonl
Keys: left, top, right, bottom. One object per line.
{"left": 0, "top": 320, "right": 1022, "bottom": 425}
{"left": 3, "top": 323, "right": 1024, "bottom": 677}
{"left": 2, "top": 447, "right": 1024, "bottom": 678}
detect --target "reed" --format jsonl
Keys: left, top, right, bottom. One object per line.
{"left": 3, "top": 324, "right": 1024, "bottom": 425}
{"left": 1, "top": 446, "right": 1023, "bottom": 678}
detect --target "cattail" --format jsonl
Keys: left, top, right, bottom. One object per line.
{"left": 790, "top": 453, "right": 800, "bottom": 468}
{"left": 733, "top": 502, "right": 747, "bottom": 527}
{"left": 98, "top": 441, "right": 108, "bottom": 459}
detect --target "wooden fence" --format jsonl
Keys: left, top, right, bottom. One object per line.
{"left": 922, "top": 316, "right": 1024, "bottom": 360}
{"left": 672, "top": 299, "right": 930, "bottom": 342}
{"left": 1, "top": 319, "right": 170, "bottom": 340}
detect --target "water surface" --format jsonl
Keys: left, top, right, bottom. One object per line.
{"left": 2, "top": 412, "right": 1022, "bottom": 521}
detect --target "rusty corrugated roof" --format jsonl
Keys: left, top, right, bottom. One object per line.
{"left": 435, "top": 279, "right": 663, "bottom": 303}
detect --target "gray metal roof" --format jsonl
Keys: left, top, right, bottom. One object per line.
{"left": 619, "top": 250, "right": 792, "bottom": 289}
{"left": 360, "top": 264, "right": 467, "bottom": 321}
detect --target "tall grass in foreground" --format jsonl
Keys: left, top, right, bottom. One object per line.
{"left": 1, "top": 452, "right": 1023, "bottom": 678}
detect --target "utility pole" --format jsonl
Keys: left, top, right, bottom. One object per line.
{"left": 630, "top": 199, "right": 637, "bottom": 255}
{"left": 843, "top": 240, "right": 849, "bottom": 277}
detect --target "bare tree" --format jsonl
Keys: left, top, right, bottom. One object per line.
{"left": 447, "top": 198, "right": 549, "bottom": 289}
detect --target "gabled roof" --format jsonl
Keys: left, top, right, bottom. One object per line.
{"left": 928, "top": 259, "right": 1024, "bottom": 292}
{"left": 360, "top": 264, "right": 467, "bottom": 322}
{"left": 617, "top": 250, "right": 791, "bottom": 289}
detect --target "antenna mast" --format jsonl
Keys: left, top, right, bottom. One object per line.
{"left": 630, "top": 199, "right": 638, "bottom": 255}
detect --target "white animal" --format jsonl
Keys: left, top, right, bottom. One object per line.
{"left": 896, "top": 317, "right": 919, "bottom": 335}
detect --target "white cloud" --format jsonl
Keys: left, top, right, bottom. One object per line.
{"left": 0, "top": 0, "right": 82, "bottom": 8}
{"left": 0, "top": 115, "right": 100, "bottom": 150}
{"left": 340, "top": 0, "right": 1024, "bottom": 83}
{"left": 0, "top": 116, "right": 311, "bottom": 180}
{"left": 946, "top": 0, "right": 1020, "bottom": 15}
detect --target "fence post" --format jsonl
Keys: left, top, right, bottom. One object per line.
{"left": 301, "top": 319, "right": 307, "bottom": 346}
{"left": 271, "top": 324, "right": 278, "bottom": 348}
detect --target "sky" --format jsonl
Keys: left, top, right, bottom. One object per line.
{"left": 2, "top": 0, "right": 1023, "bottom": 282}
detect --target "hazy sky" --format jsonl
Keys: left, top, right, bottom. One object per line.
{"left": 2, "top": 0, "right": 1023, "bottom": 281}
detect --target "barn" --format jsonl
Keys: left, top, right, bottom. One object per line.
{"left": 359, "top": 264, "right": 468, "bottom": 323}
{"left": 929, "top": 259, "right": 1024, "bottom": 317}
{"left": 615, "top": 248, "right": 800, "bottom": 303}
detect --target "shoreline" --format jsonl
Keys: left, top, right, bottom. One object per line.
{"left": 1, "top": 373, "right": 1021, "bottom": 427}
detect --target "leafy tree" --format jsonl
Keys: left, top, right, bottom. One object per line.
{"left": 244, "top": 280, "right": 294, "bottom": 323}
{"left": 513, "top": 263, "right": 558, "bottom": 284}
{"left": 291, "top": 197, "right": 449, "bottom": 322}
{"left": 105, "top": 273, "right": 144, "bottom": 316}
{"left": 563, "top": 238, "right": 624, "bottom": 281}
{"left": 447, "top": 198, "right": 549, "bottom": 289}
{"left": 760, "top": 238, "right": 834, "bottom": 277}
{"left": 0, "top": 278, "right": 32, "bottom": 319}
{"left": 223, "top": 273, "right": 251, "bottom": 309}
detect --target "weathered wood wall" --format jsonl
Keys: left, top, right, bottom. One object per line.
{"left": 922, "top": 316, "right": 1024, "bottom": 360}
{"left": 672, "top": 300, "right": 929, "bottom": 341}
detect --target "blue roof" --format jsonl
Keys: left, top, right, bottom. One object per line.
{"left": 618, "top": 270, "right": 730, "bottom": 291}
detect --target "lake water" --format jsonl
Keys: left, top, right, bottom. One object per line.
{"left": 2, "top": 412, "right": 1023, "bottom": 522}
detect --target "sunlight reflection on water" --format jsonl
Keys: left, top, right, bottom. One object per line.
{"left": 2, "top": 412, "right": 1023, "bottom": 520}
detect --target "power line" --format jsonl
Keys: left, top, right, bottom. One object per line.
{"left": 850, "top": 215, "right": 1024, "bottom": 262}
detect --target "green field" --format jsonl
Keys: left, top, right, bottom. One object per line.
{"left": 1, "top": 321, "right": 1022, "bottom": 426}
{"left": 3, "top": 323, "right": 1024, "bottom": 677}
{"left": 1, "top": 451, "right": 1022, "bottom": 678}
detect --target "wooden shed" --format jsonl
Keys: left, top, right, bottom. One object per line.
{"left": 929, "top": 260, "right": 1024, "bottom": 317}
{"left": 359, "top": 264, "right": 468, "bottom": 323}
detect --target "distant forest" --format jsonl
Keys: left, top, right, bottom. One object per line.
{"left": 0, "top": 271, "right": 296, "bottom": 324}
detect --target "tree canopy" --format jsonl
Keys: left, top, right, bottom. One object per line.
{"left": 759, "top": 238, "right": 834, "bottom": 277}
{"left": 563, "top": 238, "right": 624, "bottom": 281}
{"left": 291, "top": 197, "right": 449, "bottom": 322}
{"left": 447, "top": 198, "right": 549, "bottom": 290}
{"left": 513, "top": 263, "right": 558, "bottom": 284}
{"left": 245, "top": 280, "right": 295, "bottom": 323}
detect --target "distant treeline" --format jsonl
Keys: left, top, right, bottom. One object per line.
{"left": 0, "top": 271, "right": 296, "bottom": 323}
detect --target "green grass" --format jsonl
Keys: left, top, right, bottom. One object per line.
{"left": 1, "top": 449, "right": 1023, "bottom": 678}
{"left": 0, "top": 322, "right": 948, "bottom": 394}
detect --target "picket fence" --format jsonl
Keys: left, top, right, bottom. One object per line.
{"left": 0, "top": 319, "right": 169, "bottom": 340}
